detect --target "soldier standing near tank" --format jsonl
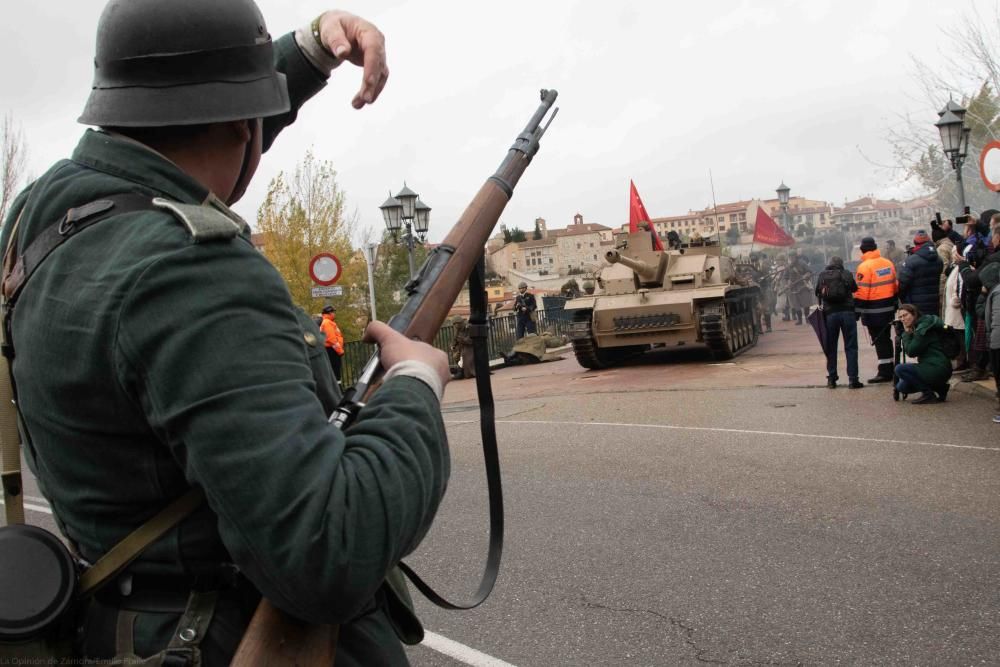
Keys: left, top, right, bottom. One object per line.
{"left": 757, "top": 263, "right": 777, "bottom": 333}
{"left": 515, "top": 281, "right": 538, "bottom": 339}
{"left": 449, "top": 316, "right": 476, "bottom": 379}
{"left": 0, "top": 1, "right": 451, "bottom": 663}
{"left": 785, "top": 251, "right": 814, "bottom": 325}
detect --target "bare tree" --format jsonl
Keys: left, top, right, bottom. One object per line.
{"left": 1, "top": 113, "right": 28, "bottom": 226}
{"left": 885, "top": 6, "right": 1000, "bottom": 213}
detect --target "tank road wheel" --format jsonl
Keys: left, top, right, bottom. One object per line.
{"left": 569, "top": 310, "right": 646, "bottom": 369}
{"left": 700, "top": 290, "right": 761, "bottom": 361}
{"left": 699, "top": 301, "right": 734, "bottom": 361}
{"left": 570, "top": 310, "right": 605, "bottom": 369}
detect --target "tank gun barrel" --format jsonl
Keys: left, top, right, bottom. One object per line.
{"left": 605, "top": 249, "right": 655, "bottom": 278}
{"left": 605, "top": 249, "right": 669, "bottom": 284}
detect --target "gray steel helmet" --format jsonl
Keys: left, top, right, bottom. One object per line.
{"left": 79, "top": 0, "right": 290, "bottom": 127}
{"left": 518, "top": 282, "right": 528, "bottom": 289}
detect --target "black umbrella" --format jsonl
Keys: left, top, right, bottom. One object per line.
{"left": 806, "top": 308, "right": 830, "bottom": 356}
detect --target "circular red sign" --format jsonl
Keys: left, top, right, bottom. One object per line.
{"left": 309, "top": 253, "right": 342, "bottom": 286}
{"left": 980, "top": 140, "right": 1000, "bottom": 192}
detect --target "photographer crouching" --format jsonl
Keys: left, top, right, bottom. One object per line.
{"left": 893, "top": 304, "right": 953, "bottom": 404}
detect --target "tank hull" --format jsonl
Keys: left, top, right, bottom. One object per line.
{"left": 564, "top": 234, "right": 760, "bottom": 368}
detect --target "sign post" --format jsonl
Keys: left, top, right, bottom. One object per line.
{"left": 362, "top": 243, "right": 379, "bottom": 322}
{"left": 979, "top": 140, "right": 1000, "bottom": 193}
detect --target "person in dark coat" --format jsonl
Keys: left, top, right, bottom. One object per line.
{"left": 815, "top": 257, "right": 862, "bottom": 389}
{"left": 898, "top": 230, "right": 944, "bottom": 319}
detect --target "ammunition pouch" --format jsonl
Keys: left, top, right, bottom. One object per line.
{"left": 0, "top": 525, "right": 80, "bottom": 662}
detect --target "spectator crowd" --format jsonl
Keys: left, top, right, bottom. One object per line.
{"left": 813, "top": 209, "right": 1000, "bottom": 424}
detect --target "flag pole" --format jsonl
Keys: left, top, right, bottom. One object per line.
{"left": 709, "top": 169, "right": 724, "bottom": 252}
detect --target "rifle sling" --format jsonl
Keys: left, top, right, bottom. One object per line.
{"left": 398, "top": 255, "right": 504, "bottom": 610}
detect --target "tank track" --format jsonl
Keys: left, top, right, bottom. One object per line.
{"left": 570, "top": 310, "right": 645, "bottom": 369}
{"left": 698, "top": 288, "right": 760, "bottom": 361}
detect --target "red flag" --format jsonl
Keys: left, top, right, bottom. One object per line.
{"left": 752, "top": 206, "right": 795, "bottom": 246}
{"left": 628, "top": 180, "right": 663, "bottom": 250}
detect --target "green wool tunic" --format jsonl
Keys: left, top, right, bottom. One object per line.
{"left": 901, "top": 314, "right": 953, "bottom": 386}
{"left": 1, "top": 34, "right": 446, "bottom": 666}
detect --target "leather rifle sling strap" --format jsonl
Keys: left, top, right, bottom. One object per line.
{"left": 397, "top": 254, "right": 504, "bottom": 609}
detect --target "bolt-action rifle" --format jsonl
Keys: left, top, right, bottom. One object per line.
{"left": 231, "top": 88, "right": 559, "bottom": 666}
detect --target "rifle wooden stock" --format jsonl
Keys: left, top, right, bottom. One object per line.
{"left": 232, "top": 89, "right": 557, "bottom": 665}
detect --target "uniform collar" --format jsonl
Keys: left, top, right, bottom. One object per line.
{"left": 861, "top": 249, "right": 882, "bottom": 260}
{"left": 71, "top": 129, "right": 212, "bottom": 206}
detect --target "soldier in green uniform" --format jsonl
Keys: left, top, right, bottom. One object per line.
{"left": 1, "top": 1, "right": 449, "bottom": 664}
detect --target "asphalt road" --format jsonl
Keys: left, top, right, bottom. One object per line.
{"left": 7, "top": 321, "right": 998, "bottom": 665}
{"left": 402, "top": 322, "right": 999, "bottom": 666}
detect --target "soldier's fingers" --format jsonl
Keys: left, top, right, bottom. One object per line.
{"left": 363, "top": 320, "right": 398, "bottom": 345}
{"left": 351, "top": 29, "right": 388, "bottom": 108}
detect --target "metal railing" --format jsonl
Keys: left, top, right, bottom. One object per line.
{"left": 338, "top": 309, "right": 572, "bottom": 386}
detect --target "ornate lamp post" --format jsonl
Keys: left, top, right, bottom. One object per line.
{"left": 776, "top": 182, "right": 791, "bottom": 233}
{"left": 379, "top": 183, "right": 431, "bottom": 280}
{"left": 935, "top": 99, "right": 971, "bottom": 213}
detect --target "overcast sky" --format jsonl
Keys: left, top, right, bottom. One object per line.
{"left": 3, "top": 1, "right": 993, "bottom": 243}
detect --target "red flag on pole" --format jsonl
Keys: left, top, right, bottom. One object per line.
{"left": 752, "top": 206, "right": 795, "bottom": 247}
{"left": 628, "top": 180, "right": 663, "bottom": 250}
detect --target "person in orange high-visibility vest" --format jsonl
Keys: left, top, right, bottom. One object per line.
{"left": 854, "top": 237, "right": 899, "bottom": 382}
{"left": 320, "top": 305, "right": 345, "bottom": 382}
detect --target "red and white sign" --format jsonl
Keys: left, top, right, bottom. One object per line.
{"left": 980, "top": 140, "right": 1000, "bottom": 192}
{"left": 309, "top": 253, "right": 342, "bottom": 286}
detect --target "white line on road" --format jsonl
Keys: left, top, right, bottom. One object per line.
{"left": 421, "top": 631, "right": 517, "bottom": 667}
{"left": 0, "top": 498, "right": 53, "bottom": 514}
{"left": 445, "top": 419, "right": 998, "bottom": 453}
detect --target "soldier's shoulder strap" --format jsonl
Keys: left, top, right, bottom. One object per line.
{"left": 3, "top": 194, "right": 246, "bottom": 304}
{"left": 153, "top": 194, "right": 249, "bottom": 243}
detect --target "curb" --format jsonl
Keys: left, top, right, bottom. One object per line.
{"left": 948, "top": 377, "right": 997, "bottom": 402}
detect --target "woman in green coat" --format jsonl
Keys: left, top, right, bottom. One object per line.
{"left": 894, "top": 304, "right": 953, "bottom": 404}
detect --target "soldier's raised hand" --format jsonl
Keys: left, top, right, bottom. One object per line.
{"left": 315, "top": 10, "right": 389, "bottom": 108}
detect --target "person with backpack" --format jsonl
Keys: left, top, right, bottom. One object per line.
{"left": 815, "top": 257, "right": 863, "bottom": 389}
{"left": 893, "top": 304, "right": 953, "bottom": 404}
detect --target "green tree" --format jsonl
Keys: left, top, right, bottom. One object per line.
{"left": 370, "top": 232, "right": 429, "bottom": 326}
{"left": 725, "top": 225, "right": 741, "bottom": 245}
{"left": 256, "top": 150, "right": 368, "bottom": 340}
{"left": 533, "top": 219, "right": 542, "bottom": 240}
{"left": 508, "top": 226, "right": 527, "bottom": 242}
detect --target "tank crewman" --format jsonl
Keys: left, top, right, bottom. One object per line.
{"left": 515, "top": 281, "right": 538, "bottom": 339}
{"left": 854, "top": 237, "right": 899, "bottom": 382}
{"left": 1, "top": 1, "right": 451, "bottom": 664}
{"left": 319, "top": 304, "right": 345, "bottom": 381}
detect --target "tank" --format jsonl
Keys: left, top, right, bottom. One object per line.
{"left": 563, "top": 231, "right": 760, "bottom": 369}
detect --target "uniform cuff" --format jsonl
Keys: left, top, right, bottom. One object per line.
{"left": 294, "top": 24, "right": 341, "bottom": 76}
{"left": 384, "top": 360, "right": 444, "bottom": 403}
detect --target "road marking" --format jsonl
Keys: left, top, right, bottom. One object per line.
{"left": 445, "top": 419, "right": 998, "bottom": 453}
{"left": 421, "top": 631, "right": 517, "bottom": 667}
{"left": 0, "top": 498, "right": 53, "bottom": 514}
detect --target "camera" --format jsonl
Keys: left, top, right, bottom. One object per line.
{"left": 930, "top": 212, "right": 943, "bottom": 231}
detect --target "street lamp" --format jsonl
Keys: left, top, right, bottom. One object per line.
{"left": 776, "top": 182, "right": 791, "bottom": 233}
{"left": 379, "top": 183, "right": 431, "bottom": 280}
{"left": 936, "top": 100, "right": 971, "bottom": 213}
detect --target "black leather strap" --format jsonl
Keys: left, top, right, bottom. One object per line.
{"left": 398, "top": 255, "right": 504, "bottom": 609}
{"left": 3, "top": 194, "right": 153, "bottom": 304}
